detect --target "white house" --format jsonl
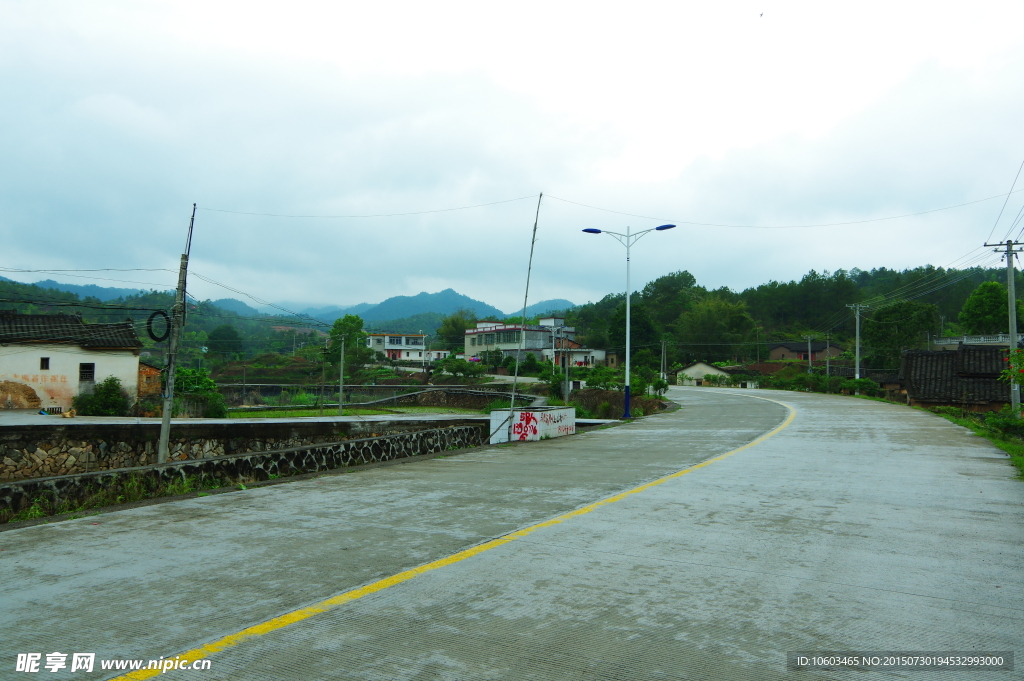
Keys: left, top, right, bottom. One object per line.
{"left": 365, "top": 333, "right": 427, "bottom": 360}
{"left": 0, "top": 311, "right": 143, "bottom": 412}
{"left": 676, "top": 361, "right": 759, "bottom": 388}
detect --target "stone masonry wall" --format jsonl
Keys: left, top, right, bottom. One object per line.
{"left": 0, "top": 424, "right": 487, "bottom": 521}
{"left": 0, "top": 418, "right": 481, "bottom": 481}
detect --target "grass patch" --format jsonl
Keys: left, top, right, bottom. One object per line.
{"left": 3, "top": 472, "right": 239, "bottom": 524}
{"left": 927, "top": 407, "right": 1024, "bottom": 478}
{"left": 228, "top": 405, "right": 482, "bottom": 418}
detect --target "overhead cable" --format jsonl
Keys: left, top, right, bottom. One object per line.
{"left": 547, "top": 189, "right": 1024, "bottom": 230}
{"left": 197, "top": 195, "right": 537, "bottom": 219}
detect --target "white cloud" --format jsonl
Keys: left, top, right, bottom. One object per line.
{"left": 1, "top": 0, "right": 1023, "bottom": 312}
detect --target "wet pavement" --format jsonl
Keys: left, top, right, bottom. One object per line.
{"left": 1, "top": 388, "right": 1020, "bottom": 679}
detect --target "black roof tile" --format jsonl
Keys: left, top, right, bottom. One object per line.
{"left": 0, "top": 311, "right": 141, "bottom": 349}
{"left": 900, "top": 345, "right": 1009, "bottom": 403}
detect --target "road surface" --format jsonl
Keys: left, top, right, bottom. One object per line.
{"left": 1, "top": 388, "right": 1020, "bottom": 679}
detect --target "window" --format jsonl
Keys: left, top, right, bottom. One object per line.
{"left": 40, "top": 357, "right": 50, "bottom": 370}
{"left": 470, "top": 337, "right": 477, "bottom": 346}
{"left": 375, "top": 338, "right": 383, "bottom": 345}
{"left": 405, "top": 336, "right": 423, "bottom": 346}
{"left": 389, "top": 336, "right": 402, "bottom": 345}
{"left": 79, "top": 363, "right": 95, "bottom": 381}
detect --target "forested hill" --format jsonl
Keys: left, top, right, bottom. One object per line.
{"left": 565, "top": 265, "right": 1019, "bottom": 368}
{"left": 0, "top": 279, "right": 325, "bottom": 364}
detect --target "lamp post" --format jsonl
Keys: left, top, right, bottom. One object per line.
{"left": 583, "top": 224, "right": 676, "bottom": 418}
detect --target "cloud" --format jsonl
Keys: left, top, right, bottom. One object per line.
{"left": 1, "top": 1, "right": 1023, "bottom": 313}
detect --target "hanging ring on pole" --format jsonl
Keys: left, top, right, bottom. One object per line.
{"left": 147, "top": 310, "right": 171, "bottom": 342}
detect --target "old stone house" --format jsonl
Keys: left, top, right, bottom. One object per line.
{"left": 0, "top": 311, "right": 142, "bottom": 412}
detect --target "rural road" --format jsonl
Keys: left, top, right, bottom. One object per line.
{"left": 1, "top": 387, "right": 1021, "bottom": 679}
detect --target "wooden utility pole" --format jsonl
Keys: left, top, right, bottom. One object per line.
{"left": 158, "top": 204, "right": 196, "bottom": 464}
{"left": 846, "top": 304, "right": 871, "bottom": 380}
{"left": 983, "top": 238, "right": 1023, "bottom": 416}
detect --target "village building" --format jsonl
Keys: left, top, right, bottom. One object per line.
{"left": 540, "top": 336, "right": 607, "bottom": 367}
{"left": 676, "top": 361, "right": 759, "bottom": 388}
{"left": 767, "top": 341, "right": 843, "bottom": 361}
{"left": 364, "top": 333, "right": 429, "bottom": 361}
{"left": 900, "top": 344, "right": 1009, "bottom": 412}
{"left": 137, "top": 360, "right": 163, "bottom": 399}
{"left": 0, "top": 311, "right": 142, "bottom": 412}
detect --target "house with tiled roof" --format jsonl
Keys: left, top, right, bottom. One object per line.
{"left": 900, "top": 344, "right": 1009, "bottom": 412}
{"left": 0, "top": 311, "right": 143, "bottom": 412}
{"left": 767, "top": 341, "right": 843, "bottom": 361}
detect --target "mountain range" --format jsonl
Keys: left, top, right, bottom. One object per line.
{"left": 3, "top": 277, "right": 574, "bottom": 325}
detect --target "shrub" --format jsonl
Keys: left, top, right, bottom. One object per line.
{"left": 73, "top": 376, "right": 132, "bottom": 416}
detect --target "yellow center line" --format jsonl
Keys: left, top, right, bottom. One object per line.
{"left": 112, "top": 395, "right": 796, "bottom": 680}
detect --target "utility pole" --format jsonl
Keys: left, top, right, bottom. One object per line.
{"left": 825, "top": 333, "right": 831, "bottom": 377}
{"left": 319, "top": 336, "right": 327, "bottom": 417}
{"left": 804, "top": 335, "right": 815, "bottom": 374}
{"left": 846, "top": 304, "right": 870, "bottom": 380}
{"left": 983, "top": 238, "right": 1023, "bottom": 416}
{"left": 338, "top": 335, "right": 345, "bottom": 417}
{"left": 660, "top": 339, "right": 667, "bottom": 381}
{"left": 158, "top": 204, "right": 196, "bottom": 464}
{"left": 564, "top": 342, "right": 570, "bottom": 403}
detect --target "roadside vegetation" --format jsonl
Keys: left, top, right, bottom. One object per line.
{"left": 3, "top": 472, "right": 232, "bottom": 524}
{"left": 927, "top": 406, "right": 1024, "bottom": 478}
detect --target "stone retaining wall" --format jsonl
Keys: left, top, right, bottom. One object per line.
{"left": 0, "top": 424, "right": 486, "bottom": 521}
{"left": 0, "top": 418, "right": 481, "bottom": 481}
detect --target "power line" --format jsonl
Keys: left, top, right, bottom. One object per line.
{"left": 197, "top": 195, "right": 537, "bottom": 219}
{"left": 989, "top": 157, "right": 1024, "bottom": 243}
{"left": 548, "top": 189, "right": 1024, "bottom": 230}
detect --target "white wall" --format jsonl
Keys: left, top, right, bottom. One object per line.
{"left": 489, "top": 407, "right": 576, "bottom": 444}
{"left": 0, "top": 345, "right": 139, "bottom": 409}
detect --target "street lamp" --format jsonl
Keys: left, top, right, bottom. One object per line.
{"left": 583, "top": 224, "right": 676, "bottom": 418}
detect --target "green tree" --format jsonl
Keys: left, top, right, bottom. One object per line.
{"left": 958, "top": 281, "right": 1023, "bottom": 334}
{"left": 862, "top": 301, "right": 938, "bottom": 369}
{"left": 173, "top": 367, "right": 227, "bottom": 417}
{"left": 207, "top": 324, "right": 243, "bottom": 357}
{"left": 437, "top": 309, "right": 477, "bottom": 352}
{"left": 328, "top": 314, "right": 372, "bottom": 372}
{"left": 674, "top": 297, "right": 758, "bottom": 363}
{"left": 609, "top": 303, "right": 658, "bottom": 356}
{"left": 73, "top": 376, "right": 132, "bottom": 416}
{"left": 640, "top": 270, "right": 702, "bottom": 327}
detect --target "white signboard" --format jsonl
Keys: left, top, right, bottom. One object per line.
{"left": 489, "top": 408, "right": 576, "bottom": 444}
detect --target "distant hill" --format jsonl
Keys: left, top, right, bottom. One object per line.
{"left": 360, "top": 289, "right": 505, "bottom": 322}
{"left": 517, "top": 299, "right": 575, "bottom": 317}
{"left": 364, "top": 312, "right": 448, "bottom": 337}
{"left": 0, "top": 276, "right": 162, "bottom": 301}
{"left": 210, "top": 298, "right": 263, "bottom": 317}
{"left": 298, "top": 302, "right": 375, "bottom": 323}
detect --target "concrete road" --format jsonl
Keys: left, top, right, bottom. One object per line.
{"left": 1, "top": 388, "right": 1021, "bottom": 679}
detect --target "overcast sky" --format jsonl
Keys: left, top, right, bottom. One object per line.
{"left": 3, "top": 1, "right": 1024, "bottom": 313}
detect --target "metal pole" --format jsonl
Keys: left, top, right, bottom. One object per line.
{"left": 855, "top": 309, "right": 861, "bottom": 380}
{"left": 826, "top": 333, "right": 831, "bottom": 377}
{"left": 338, "top": 335, "right": 345, "bottom": 417}
{"left": 319, "top": 337, "right": 327, "bottom": 417}
{"left": 1006, "top": 240, "right": 1021, "bottom": 415}
{"left": 805, "top": 335, "right": 814, "bottom": 374}
{"left": 624, "top": 226, "right": 632, "bottom": 418}
{"left": 157, "top": 203, "right": 196, "bottom": 464}
{"left": 660, "top": 339, "right": 666, "bottom": 381}
{"left": 564, "top": 336, "right": 570, "bottom": 402}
